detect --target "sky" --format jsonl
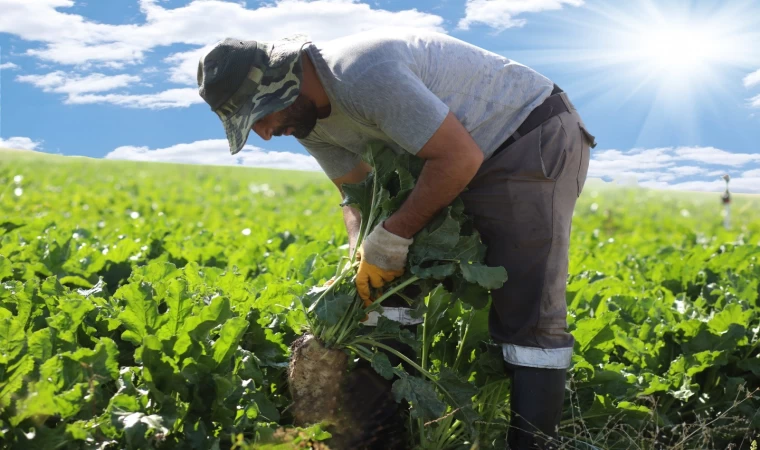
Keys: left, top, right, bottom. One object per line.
{"left": 1, "top": 0, "right": 759, "bottom": 192}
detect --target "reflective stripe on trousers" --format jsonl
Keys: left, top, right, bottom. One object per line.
{"left": 502, "top": 344, "right": 573, "bottom": 369}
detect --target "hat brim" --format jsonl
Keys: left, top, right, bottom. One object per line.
{"left": 220, "top": 109, "right": 259, "bottom": 155}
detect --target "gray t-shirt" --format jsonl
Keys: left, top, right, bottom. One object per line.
{"left": 297, "top": 28, "right": 554, "bottom": 179}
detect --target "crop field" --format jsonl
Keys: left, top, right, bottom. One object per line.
{"left": 1, "top": 149, "right": 759, "bottom": 449}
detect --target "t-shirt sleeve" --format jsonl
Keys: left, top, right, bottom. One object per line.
{"left": 298, "top": 138, "right": 362, "bottom": 180}
{"left": 346, "top": 61, "right": 450, "bottom": 155}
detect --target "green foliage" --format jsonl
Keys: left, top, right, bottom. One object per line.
{"left": 1, "top": 150, "right": 759, "bottom": 449}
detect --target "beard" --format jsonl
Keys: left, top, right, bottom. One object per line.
{"left": 274, "top": 94, "right": 318, "bottom": 139}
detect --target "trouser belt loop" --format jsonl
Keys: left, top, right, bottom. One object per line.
{"left": 492, "top": 84, "right": 567, "bottom": 158}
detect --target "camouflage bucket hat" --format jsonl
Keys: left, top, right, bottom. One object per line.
{"left": 197, "top": 35, "right": 310, "bottom": 155}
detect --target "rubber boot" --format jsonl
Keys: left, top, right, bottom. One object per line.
{"left": 506, "top": 365, "right": 566, "bottom": 450}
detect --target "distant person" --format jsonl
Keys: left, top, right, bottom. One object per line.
{"left": 197, "top": 27, "right": 596, "bottom": 449}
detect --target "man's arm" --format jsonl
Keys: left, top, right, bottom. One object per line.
{"left": 331, "top": 161, "right": 373, "bottom": 254}
{"left": 345, "top": 61, "right": 483, "bottom": 239}
{"left": 383, "top": 111, "right": 484, "bottom": 239}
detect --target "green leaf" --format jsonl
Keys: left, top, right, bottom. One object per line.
{"left": 573, "top": 312, "right": 617, "bottom": 354}
{"left": 397, "top": 165, "right": 416, "bottom": 192}
{"left": 0, "top": 355, "right": 35, "bottom": 409}
{"left": 252, "top": 392, "right": 281, "bottom": 422}
{"left": 0, "top": 255, "right": 12, "bottom": 281}
{"left": 340, "top": 173, "right": 374, "bottom": 217}
{"left": 0, "top": 307, "right": 26, "bottom": 364}
{"left": 460, "top": 262, "right": 507, "bottom": 290}
{"left": 116, "top": 282, "right": 162, "bottom": 346}
{"left": 69, "top": 337, "right": 120, "bottom": 381}
{"left": 668, "top": 350, "right": 728, "bottom": 378}
{"left": 438, "top": 367, "right": 477, "bottom": 409}
{"left": 371, "top": 317, "right": 421, "bottom": 353}
{"left": 157, "top": 278, "right": 193, "bottom": 340}
{"left": 40, "top": 276, "right": 65, "bottom": 297}
{"left": 310, "top": 290, "right": 353, "bottom": 327}
{"left": 66, "top": 421, "right": 90, "bottom": 441}
{"left": 738, "top": 357, "right": 760, "bottom": 377}
{"left": 139, "top": 335, "right": 180, "bottom": 395}
{"left": 370, "top": 352, "right": 395, "bottom": 380}
{"left": 211, "top": 317, "right": 249, "bottom": 369}
{"left": 409, "top": 210, "right": 461, "bottom": 266}
{"left": 708, "top": 303, "right": 753, "bottom": 335}
{"left": 184, "top": 296, "right": 232, "bottom": 341}
{"left": 412, "top": 263, "right": 456, "bottom": 280}
{"left": 423, "top": 285, "right": 453, "bottom": 339}
{"left": 583, "top": 394, "right": 620, "bottom": 421}
{"left": 392, "top": 374, "right": 446, "bottom": 421}
{"left": 453, "top": 279, "right": 489, "bottom": 310}
{"left": 450, "top": 233, "right": 485, "bottom": 263}
{"left": 116, "top": 412, "right": 169, "bottom": 449}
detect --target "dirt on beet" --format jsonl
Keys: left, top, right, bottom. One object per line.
{"left": 288, "top": 334, "right": 348, "bottom": 426}
{"left": 288, "top": 334, "right": 410, "bottom": 450}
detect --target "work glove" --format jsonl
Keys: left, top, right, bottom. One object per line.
{"left": 356, "top": 222, "right": 413, "bottom": 306}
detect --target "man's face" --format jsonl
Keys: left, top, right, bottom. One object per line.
{"left": 252, "top": 94, "right": 318, "bottom": 141}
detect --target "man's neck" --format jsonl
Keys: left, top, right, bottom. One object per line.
{"left": 301, "top": 51, "right": 332, "bottom": 119}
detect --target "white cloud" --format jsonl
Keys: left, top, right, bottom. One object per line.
{"left": 105, "top": 139, "right": 321, "bottom": 171}
{"left": 0, "top": 0, "right": 445, "bottom": 107}
{"left": 65, "top": 88, "right": 200, "bottom": 109}
{"left": 15, "top": 70, "right": 199, "bottom": 109}
{"left": 744, "top": 69, "right": 760, "bottom": 88}
{"left": 589, "top": 146, "right": 760, "bottom": 193}
{"left": 640, "top": 177, "right": 760, "bottom": 194}
{"left": 0, "top": 136, "right": 42, "bottom": 150}
{"left": 0, "top": 62, "right": 19, "bottom": 70}
{"left": 667, "top": 166, "right": 707, "bottom": 177}
{"left": 458, "top": 0, "right": 584, "bottom": 30}
{"left": 164, "top": 46, "right": 213, "bottom": 86}
{"left": 673, "top": 146, "right": 760, "bottom": 166}
{"left": 0, "top": 0, "right": 444, "bottom": 66}
{"left": 17, "top": 71, "right": 141, "bottom": 95}
{"left": 750, "top": 93, "right": 760, "bottom": 109}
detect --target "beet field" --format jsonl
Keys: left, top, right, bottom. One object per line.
{"left": 1, "top": 149, "right": 759, "bottom": 450}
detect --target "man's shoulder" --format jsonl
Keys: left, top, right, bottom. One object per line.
{"left": 312, "top": 27, "right": 442, "bottom": 83}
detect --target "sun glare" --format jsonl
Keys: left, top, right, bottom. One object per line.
{"left": 612, "top": 14, "right": 751, "bottom": 93}
{"left": 514, "top": 1, "right": 760, "bottom": 146}
{"left": 637, "top": 25, "right": 719, "bottom": 79}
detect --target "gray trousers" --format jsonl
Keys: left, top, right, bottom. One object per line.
{"left": 460, "top": 92, "right": 595, "bottom": 369}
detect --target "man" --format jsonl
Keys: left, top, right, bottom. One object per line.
{"left": 197, "top": 28, "right": 596, "bottom": 449}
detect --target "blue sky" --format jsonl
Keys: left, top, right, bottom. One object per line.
{"left": 1, "top": 0, "right": 759, "bottom": 192}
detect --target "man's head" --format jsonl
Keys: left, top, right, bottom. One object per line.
{"left": 197, "top": 35, "right": 311, "bottom": 154}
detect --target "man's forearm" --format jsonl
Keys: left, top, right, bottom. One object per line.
{"left": 342, "top": 204, "right": 362, "bottom": 252}
{"left": 383, "top": 153, "right": 482, "bottom": 239}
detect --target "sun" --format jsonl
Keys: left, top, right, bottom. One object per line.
{"left": 514, "top": 1, "right": 760, "bottom": 142}
{"left": 505, "top": 1, "right": 759, "bottom": 142}
{"left": 636, "top": 25, "right": 719, "bottom": 80}
{"left": 612, "top": 14, "right": 748, "bottom": 92}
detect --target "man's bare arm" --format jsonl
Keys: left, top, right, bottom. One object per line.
{"left": 331, "top": 161, "right": 373, "bottom": 253}
{"left": 383, "top": 112, "right": 484, "bottom": 239}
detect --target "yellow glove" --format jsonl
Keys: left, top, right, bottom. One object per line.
{"left": 355, "top": 222, "right": 413, "bottom": 305}
{"left": 356, "top": 251, "right": 405, "bottom": 306}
